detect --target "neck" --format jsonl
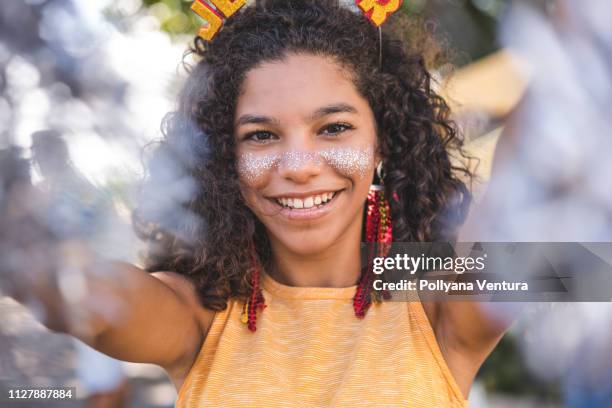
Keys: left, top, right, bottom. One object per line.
{"left": 267, "top": 217, "right": 363, "bottom": 288}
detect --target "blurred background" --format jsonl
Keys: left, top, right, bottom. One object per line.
{"left": 1, "top": 0, "right": 611, "bottom": 407}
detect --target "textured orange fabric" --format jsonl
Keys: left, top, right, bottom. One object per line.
{"left": 176, "top": 271, "right": 469, "bottom": 407}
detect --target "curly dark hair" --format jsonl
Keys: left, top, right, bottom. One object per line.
{"left": 135, "top": 0, "right": 473, "bottom": 312}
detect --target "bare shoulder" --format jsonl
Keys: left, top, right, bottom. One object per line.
{"left": 420, "top": 300, "right": 506, "bottom": 399}
{"left": 150, "top": 271, "right": 218, "bottom": 391}
{"left": 151, "top": 271, "right": 216, "bottom": 336}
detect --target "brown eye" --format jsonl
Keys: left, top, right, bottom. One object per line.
{"left": 320, "top": 123, "right": 354, "bottom": 136}
{"left": 245, "top": 131, "right": 277, "bottom": 143}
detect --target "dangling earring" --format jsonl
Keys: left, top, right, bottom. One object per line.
{"left": 241, "top": 241, "right": 266, "bottom": 332}
{"left": 354, "top": 162, "right": 393, "bottom": 318}
{"left": 369, "top": 162, "right": 393, "bottom": 252}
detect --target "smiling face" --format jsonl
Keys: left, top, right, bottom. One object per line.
{"left": 234, "top": 53, "right": 379, "bottom": 256}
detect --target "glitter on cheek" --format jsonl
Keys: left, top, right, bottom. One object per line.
{"left": 237, "top": 147, "right": 374, "bottom": 183}
{"left": 279, "top": 151, "right": 323, "bottom": 171}
{"left": 237, "top": 152, "right": 280, "bottom": 184}
{"left": 319, "top": 147, "right": 374, "bottom": 179}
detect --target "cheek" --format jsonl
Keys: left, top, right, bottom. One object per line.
{"left": 240, "top": 186, "right": 260, "bottom": 212}
{"left": 237, "top": 152, "right": 279, "bottom": 187}
{"left": 237, "top": 147, "right": 376, "bottom": 189}
{"left": 320, "top": 146, "right": 375, "bottom": 180}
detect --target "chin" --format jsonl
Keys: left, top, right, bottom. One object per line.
{"left": 268, "top": 226, "right": 341, "bottom": 256}
{"left": 285, "top": 239, "right": 335, "bottom": 256}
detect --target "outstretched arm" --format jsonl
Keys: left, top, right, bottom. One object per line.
{"left": 422, "top": 105, "right": 530, "bottom": 395}
{"left": 0, "top": 148, "right": 208, "bottom": 376}
{"left": 7, "top": 250, "right": 206, "bottom": 375}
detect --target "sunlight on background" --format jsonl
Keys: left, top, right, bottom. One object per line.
{"left": 5, "top": 0, "right": 187, "bottom": 186}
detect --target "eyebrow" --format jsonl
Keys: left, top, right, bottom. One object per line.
{"left": 235, "top": 114, "right": 280, "bottom": 127}
{"left": 309, "top": 103, "right": 358, "bottom": 121}
{"left": 235, "top": 103, "right": 358, "bottom": 127}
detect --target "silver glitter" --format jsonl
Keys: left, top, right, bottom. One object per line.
{"left": 319, "top": 147, "right": 374, "bottom": 179}
{"left": 237, "top": 152, "right": 280, "bottom": 184}
{"left": 238, "top": 147, "right": 374, "bottom": 183}
{"left": 280, "top": 151, "right": 323, "bottom": 172}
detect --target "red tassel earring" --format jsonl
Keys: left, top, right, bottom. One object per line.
{"left": 241, "top": 242, "right": 267, "bottom": 332}
{"left": 354, "top": 162, "right": 393, "bottom": 318}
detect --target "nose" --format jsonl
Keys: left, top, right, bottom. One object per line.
{"left": 277, "top": 149, "right": 323, "bottom": 184}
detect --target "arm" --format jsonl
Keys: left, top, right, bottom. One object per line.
{"left": 420, "top": 224, "right": 519, "bottom": 395}
{"left": 0, "top": 147, "right": 210, "bottom": 375}
{"left": 422, "top": 109, "right": 528, "bottom": 394}
{"left": 10, "top": 254, "right": 208, "bottom": 374}
{"left": 79, "top": 263, "right": 206, "bottom": 370}
{"left": 421, "top": 221, "right": 527, "bottom": 398}
{"left": 421, "top": 299, "right": 512, "bottom": 398}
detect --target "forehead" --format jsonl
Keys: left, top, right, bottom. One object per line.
{"left": 235, "top": 53, "right": 368, "bottom": 120}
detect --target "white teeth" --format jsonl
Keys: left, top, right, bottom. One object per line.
{"left": 276, "top": 192, "right": 338, "bottom": 209}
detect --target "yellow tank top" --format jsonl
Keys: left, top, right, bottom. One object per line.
{"left": 176, "top": 271, "right": 469, "bottom": 407}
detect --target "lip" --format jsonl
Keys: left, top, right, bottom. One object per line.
{"left": 267, "top": 189, "right": 343, "bottom": 200}
{"left": 270, "top": 189, "right": 343, "bottom": 221}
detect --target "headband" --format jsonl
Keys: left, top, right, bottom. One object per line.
{"left": 190, "top": 0, "right": 403, "bottom": 41}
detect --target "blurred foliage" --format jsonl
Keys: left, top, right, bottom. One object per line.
{"left": 478, "top": 335, "right": 562, "bottom": 402}
{"left": 141, "top": 0, "right": 201, "bottom": 35}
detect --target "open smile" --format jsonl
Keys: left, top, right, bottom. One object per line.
{"left": 266, "top": 189, "right": 344, "bottom": 220}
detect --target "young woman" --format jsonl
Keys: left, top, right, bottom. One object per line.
{"left": 4, "top": 1, "right": 510, "bottom": 406}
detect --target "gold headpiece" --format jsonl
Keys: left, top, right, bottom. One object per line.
{"left": 191, "top": 0, "right": 247, "bottom": 41}
{"left": 356, "top": 0, "right": 403, "bottom": 27}
{"left": 191, "top": 0, "right": 403, "bottom": 41}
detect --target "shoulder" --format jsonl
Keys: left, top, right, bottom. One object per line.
{"left": 419, "top": 300, "right": 507, "bottom": 398}
{"left": 420, "top": 300, "right": 506, "bottom": 355}
{"left": 150, "top": 271, "right": 218, "bottom": 391}
{"left": 151, "top": 271, "right": 216, "bottom": 336}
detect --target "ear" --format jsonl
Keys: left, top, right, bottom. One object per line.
{"left": 371, "top": 151, "right": 383, "bottom": 185}
{"left": 373, "top": 146, "right": 383, "bottom": 171}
